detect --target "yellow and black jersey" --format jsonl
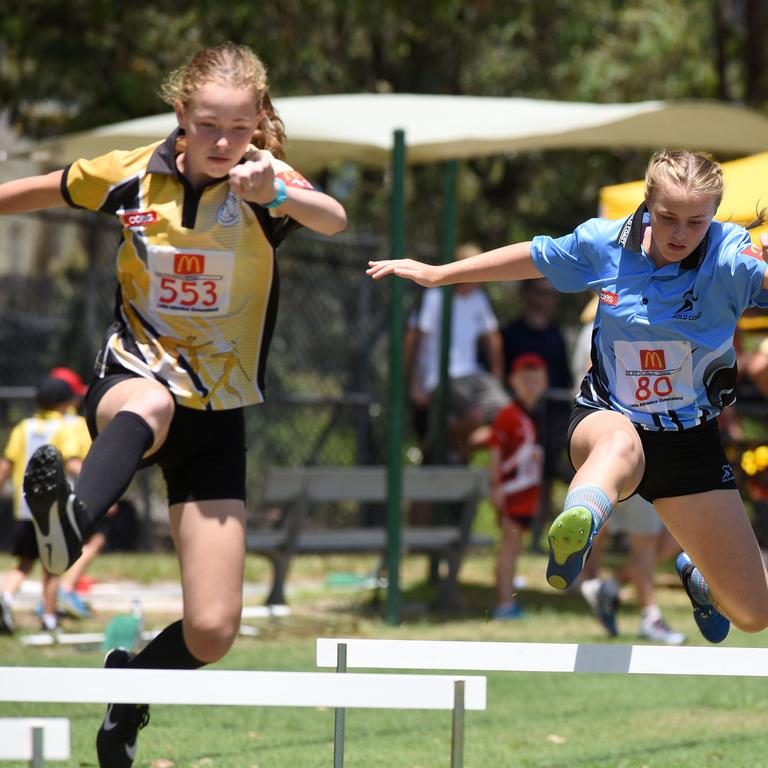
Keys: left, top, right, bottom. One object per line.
{"left": 61, "top": 129, "right": 312, "bottom": 411}
{"left": 4, "top": 410, "right": 90, "bottom": 521}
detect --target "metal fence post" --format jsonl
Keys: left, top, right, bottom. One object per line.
{"left": 333, "top": 642, "right": 348, "bottom": 768}
{"left": 450, "top": 680, "right": 465, "bottom": 768}
{"left": 30, "top": 724, "right": 44, "bottom": 768}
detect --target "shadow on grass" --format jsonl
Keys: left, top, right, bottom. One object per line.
{"left": 534, "top": 729, "right": 768, "bottom": 768}
{"left": 327, "top": 577, "right": 591, "bottom": 624}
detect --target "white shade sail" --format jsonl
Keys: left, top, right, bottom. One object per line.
{"left": 23, "top": 94, "right": 768, "bottom": 173}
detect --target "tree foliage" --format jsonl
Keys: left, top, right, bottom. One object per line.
{"left": 1, "top": 1, "right": 766, "bottom": 263}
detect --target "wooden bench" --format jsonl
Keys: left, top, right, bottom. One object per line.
{"left": 247, "top": 466, "right": 493, "bottom": 608}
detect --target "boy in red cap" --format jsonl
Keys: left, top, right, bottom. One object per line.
{"left": 0, "top": 376, "right": 89, "bottom": 633}
{"left": 489, "top": 353, "right": 549, "bottom": 619}
{"left": 50, "top": 367, "right": 89, "bottom": 398}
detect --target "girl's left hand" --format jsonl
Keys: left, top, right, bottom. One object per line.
{"left": 366, "top": 259, "right": 442, "bottom": 287}
{"left": 229, "top": 154, "right": 276, "bottom": 204}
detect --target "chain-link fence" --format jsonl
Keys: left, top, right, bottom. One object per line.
{"left": 0, "top": 209, "right": 431, "bottom": 474}
{"left": 0, "top": 208, "right": 428, "bottom": 542}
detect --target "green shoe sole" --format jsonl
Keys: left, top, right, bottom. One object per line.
{"left": 546, "top": 506, "right": 595, "bottom": 590}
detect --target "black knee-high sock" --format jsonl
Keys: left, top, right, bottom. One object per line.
{"left": 128, "top": 620, "right": 205, "bottom": 670}
{"left": 75, "top": 411, "right": 154, "bottom": 531}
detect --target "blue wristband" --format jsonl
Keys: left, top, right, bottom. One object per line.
{"left": 262, "top": 178, "right": 288, "bottom": 209}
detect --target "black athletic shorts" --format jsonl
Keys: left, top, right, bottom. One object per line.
{"left": 10, "top": 520, "right": 39, "bottom": 559}
{"left": 85, "top": 369, "right": 247, "bottom": 506}
{"left": 567, "top": 405, "right": 737, "bottom": 503}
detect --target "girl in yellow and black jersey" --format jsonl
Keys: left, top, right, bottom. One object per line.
{"left": 0, "top": 43, "right": 346, "bottom": 768}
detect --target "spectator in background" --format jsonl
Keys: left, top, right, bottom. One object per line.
{"left": 0, "top": 376, "right": 90, "bottom": 633}
{"left": 746, "top": 226, "right": 768, "bottom": 398}
{"left": 47, "top": 367, "right": 111, "bottom": 618}
{"left": 489, "top": 353, "right": 548, "bottom": 619}
{"left": 406, "top": 242, "right": 510, "bottom": 464}
{"left": 501, "top": 278, "right": 572, "bottom": 549}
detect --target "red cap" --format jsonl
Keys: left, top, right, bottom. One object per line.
{"left": 511, "top": 353, "right": 547, "bottom": 374}
{"left": 49, "top": 367, "right": 88, "bottom": 396}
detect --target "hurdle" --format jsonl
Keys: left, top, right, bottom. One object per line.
{"left": 316, "top": 637, "right": 768, "bottom": 676}
{"left": 0, "top": 666, "right": 485, "bottom": 767}
{"left": 0, "top": 718, "right": 70, "bottom": 766}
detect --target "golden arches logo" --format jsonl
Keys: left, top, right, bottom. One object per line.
{"left": 174, "top": 253, "right": 205, "bottom": 275}
{"left": 640, "top": 349, "right": 665, "bottom": 370}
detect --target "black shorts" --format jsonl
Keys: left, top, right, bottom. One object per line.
{"left": 86, "top": 370, "right": 247, "bottom": 506}
{"left": 567, "top": 406, "right": 737, "bottom": 503}
{"left": 10, "top": 520, "right": 39, "bottom": 559}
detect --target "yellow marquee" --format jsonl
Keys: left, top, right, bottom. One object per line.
{"left": 599, "top": 152, "right": 768, "bottom": 246}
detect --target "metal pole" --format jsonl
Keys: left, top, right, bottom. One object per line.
{"left": 386, "top": 129, "right": 407, "bottom": 626}
{"left": 333, "top": 643, "right": 348, "bottom": 768}
{"left": 450, "top": 680, "right": 465, "bottom": 768}
{"left": 83, "top": 215, "right": 100, "bottom": 375}
{"left": 431, "top": 160, "right": 458, "bottom": 466}
{"left": 30, "top": 725, "right": 44, "bottom": 768}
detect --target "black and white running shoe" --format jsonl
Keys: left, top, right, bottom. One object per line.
{"left": 96, "top": 649, "right": 150, "bottom": 768}
{"left": 22, "top": 444, "right": 86, "bottom": 574}
{"left": 0, "top": 595, "right": 15, "bottom": 635}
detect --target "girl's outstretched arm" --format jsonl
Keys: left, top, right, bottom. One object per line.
{"left": 366, "top": 241, "right": 541, "bottom": 287}
{"left": 0, "top": 170, "right": 66, "bottom": 214}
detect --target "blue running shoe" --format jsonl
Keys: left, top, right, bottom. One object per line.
{"left": 676, "top": 552, "right": 730, "bottom": 644}
{"left": 59, "top": 589, "right": 92, "bottom": 619}
{"left": 492, "top": 602, "right": 523, "bottom": 620}
{"left": 546, "top": 506, "right": 597, "bottom": 590}
{"left": 580, "top": 577, "right": 619, "bottom": 637}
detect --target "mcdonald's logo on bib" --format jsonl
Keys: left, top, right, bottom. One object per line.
{"left": 174, "top": 253, "right": 205, "bottom": 275}
{"left": 640, "top": 349, "right": 666, "bottom": 371}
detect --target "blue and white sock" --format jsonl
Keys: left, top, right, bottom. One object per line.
{"left": 562, "top": 485, "right": 613, "bottom": 533}
{"left": 687, "top": 566, "right": 713, "bottom": 607}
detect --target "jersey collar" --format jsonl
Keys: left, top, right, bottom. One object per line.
{"left": 147, "top": 129, "right": 182, "bottom": 176}
{"left": 617, "top": 202, "right": 709, "bottom": 271}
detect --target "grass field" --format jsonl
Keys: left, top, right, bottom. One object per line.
{"left": 1, "top": 548, "right": 767, "bottom": 768}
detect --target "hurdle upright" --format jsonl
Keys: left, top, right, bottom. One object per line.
{"left": 0, "top": 665, "right": 486, "bottom": 767}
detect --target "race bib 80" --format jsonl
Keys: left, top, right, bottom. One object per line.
{"left": 614, "top": 339, "right": 696, "bottom": 413}
{"left": 148, "top": 247, "right": 234, "bottom": 315}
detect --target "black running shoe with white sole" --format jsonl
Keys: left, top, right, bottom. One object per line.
{"left": 22, "top": 444, "right": 86, "bottom": 575}
{"left": 96, "top": 649, "right": 150, "bottom": 768}
{"left": 0, "top": 596, "right": 15, "bottom": 635}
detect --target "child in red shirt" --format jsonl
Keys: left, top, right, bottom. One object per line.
{"left": 489, "top": 353, "right": 549, "bottom": 619}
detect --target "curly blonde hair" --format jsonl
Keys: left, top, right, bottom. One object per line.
{"left": 644, "top": 150, "right": 724, "bottom": 208}
{"left": 160, "top": 42, "right": 286, "bottom": 158}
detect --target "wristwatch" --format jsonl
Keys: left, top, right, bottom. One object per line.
{"left": 263, "top": 178, "right": 288, "bottom": 209}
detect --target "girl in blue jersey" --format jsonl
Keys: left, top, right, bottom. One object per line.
{"left": 0, "top": 43, "right": 346, "bottom": 767}
{"left": 368, "top": 150, "right": 768, "bottom": 645}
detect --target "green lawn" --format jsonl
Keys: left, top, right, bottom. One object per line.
{"left": 1, "top": 549, "right": 767, "bottom": 767}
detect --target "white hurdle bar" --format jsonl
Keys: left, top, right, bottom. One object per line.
{"left": 0, "top": 666, "right": 485, "bottom": 767}
{"left": 316, "top": 638, "right": 768, "bottom": 677}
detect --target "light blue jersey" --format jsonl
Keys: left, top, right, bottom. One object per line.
{"left": 531, "top": 204, "right": 768, "bottom": 431}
